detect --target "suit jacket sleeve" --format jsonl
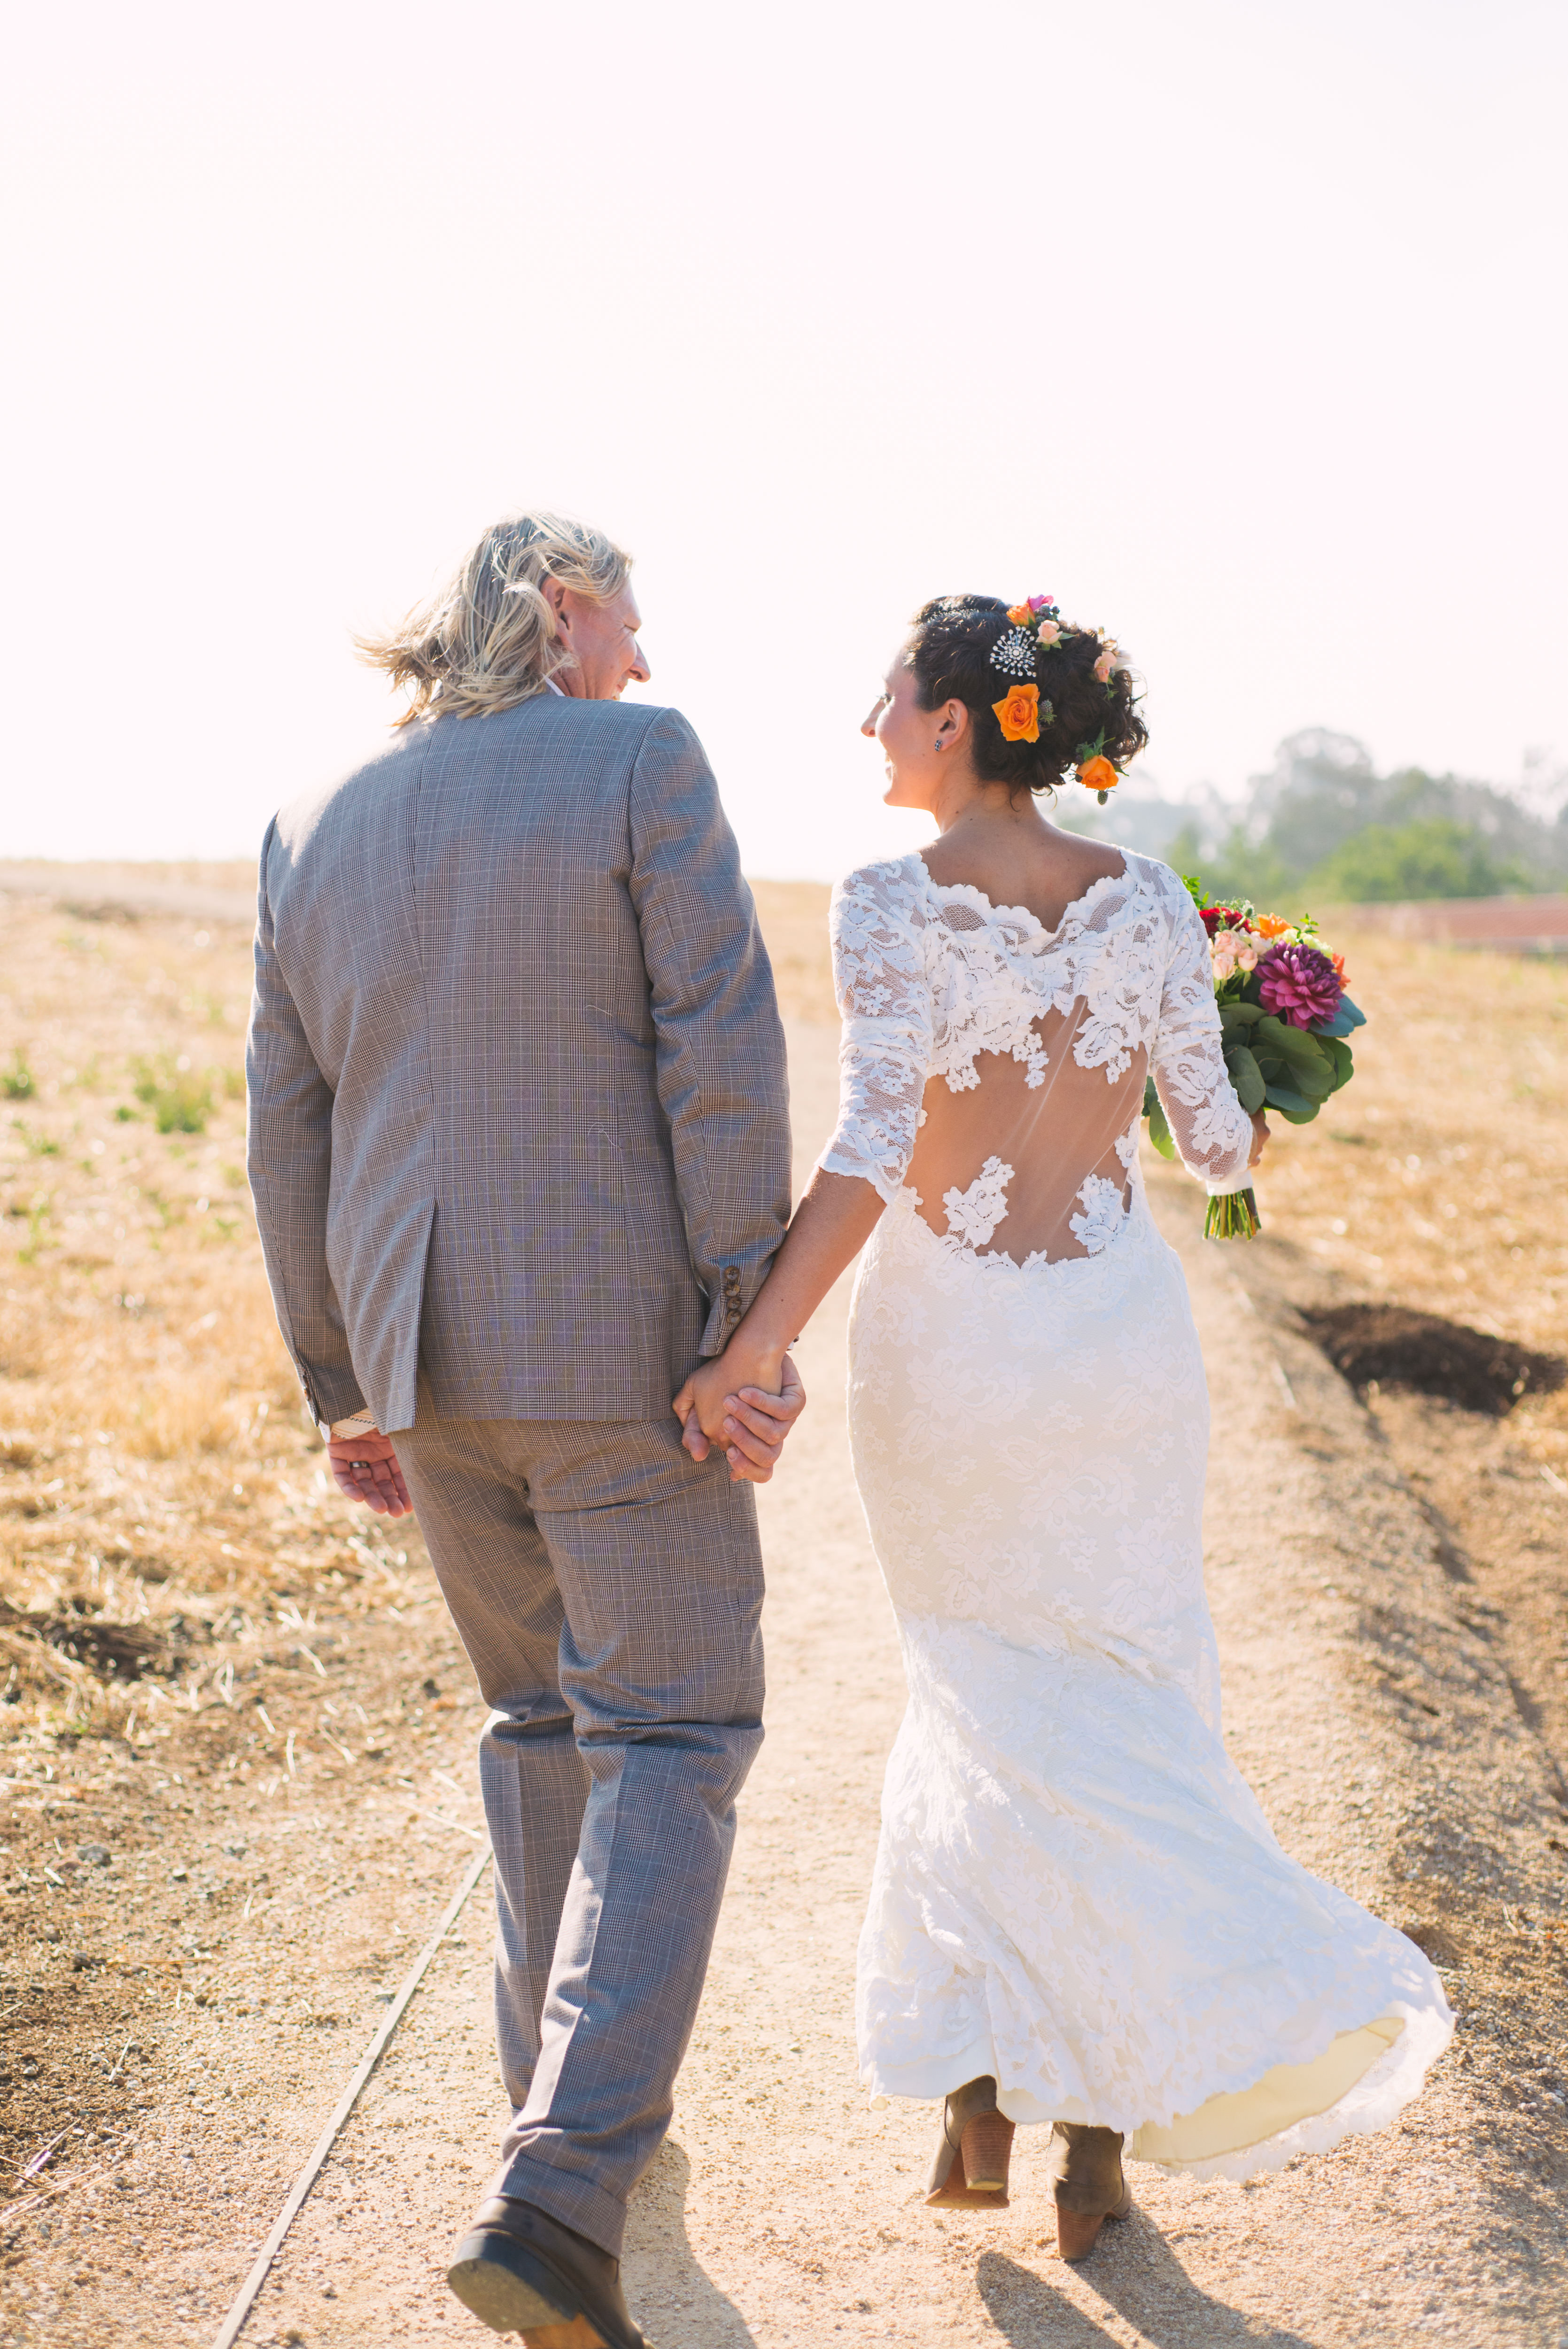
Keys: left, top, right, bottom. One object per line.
{"left": 628, "top": 709, "right": 792, "bottom": 1359}
{"left": 245, "top": 821, "right": 368, "bottom": 1430}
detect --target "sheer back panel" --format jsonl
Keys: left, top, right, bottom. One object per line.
{"left": 820, "top": 852, "right": 1254, "bottom": 1267}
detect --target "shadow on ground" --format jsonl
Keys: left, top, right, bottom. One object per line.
{"left": 622, "top": 2139, "right": 758, "bottom": 2347}
{"left": 978, "top": 2227, "right": 1325, "bottom": 2349}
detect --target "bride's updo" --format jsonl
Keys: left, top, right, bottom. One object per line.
{"left": 904, "top": 594, "right": 1148, "bottom": 796}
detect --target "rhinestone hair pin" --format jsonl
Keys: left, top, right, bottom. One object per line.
{"left": 988, "top": 594, "right": 1063, "bottom": 679}
{"left": 988, "top": 628, "right": 1037, "bottom": 679}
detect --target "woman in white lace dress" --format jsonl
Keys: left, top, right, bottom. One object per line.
{"left": 675, "top": 594, "right": 1452, "bottom": 2258}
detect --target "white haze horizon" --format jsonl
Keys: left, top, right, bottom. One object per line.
{"left": 2, "top": 0, "right": 1564, "bottom": 881}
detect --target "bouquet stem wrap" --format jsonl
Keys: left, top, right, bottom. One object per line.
{"left": 1204, "top": 1173, "right": 1261, "bottom": 1241}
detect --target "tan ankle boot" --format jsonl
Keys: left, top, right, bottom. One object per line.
{"left": 1046, "top": 2122, "right": 1132, "bottom": 2260}
{"left": 924, "top": 2075, "right": 1015, "bottom": 2208}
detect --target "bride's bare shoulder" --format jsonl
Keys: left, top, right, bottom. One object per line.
{"left": 920, "top": 825, "right": 1134, "bottom": 929}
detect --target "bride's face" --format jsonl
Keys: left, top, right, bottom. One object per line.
{"left": 862, "top": 659, "right": 957, "bottom": 811}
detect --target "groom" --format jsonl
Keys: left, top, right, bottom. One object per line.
{"left": 247, "top": 510, "right": 799, "bottom": 2348}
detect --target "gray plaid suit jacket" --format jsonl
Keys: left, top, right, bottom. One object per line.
{"left": 246, "top": 695, "right": 792, "bottom": 1434}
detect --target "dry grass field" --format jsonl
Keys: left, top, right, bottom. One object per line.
{"left": 0, "top": 862, "right": 1565, "bottom": 2344}
{"left": 1, "top": 868, "right": 1564, "bottom": 1866}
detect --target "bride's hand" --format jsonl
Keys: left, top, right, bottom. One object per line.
{"left": 672, "top": 1350, "right": 805, "bottom": 1484}
{"left": 1248, "top": 1110, "right": 1270, "bottom": 1168}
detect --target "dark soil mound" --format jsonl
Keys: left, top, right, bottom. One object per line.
{"left": 0, "top": 1597, "right": 174, "bottom": 1681}
{"left": 1300, "top": 1304, "right": 1567, "bottom": 1416}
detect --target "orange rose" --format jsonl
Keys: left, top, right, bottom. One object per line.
{"left": 1006, "top": 604, "right": 1033, "bottom": 626}
{"left": 1255, "top": 913, "right": 1292, "bottom": 939}
{"left": 1077, "top": 754, "right": 1118, "bottom": 794}
{"left": 993, "top": 683, "right": 1040, "bottom": 743}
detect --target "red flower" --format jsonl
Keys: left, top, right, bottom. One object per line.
{"left": 1199, "top": 905, "right": 1245, "bottom": 935}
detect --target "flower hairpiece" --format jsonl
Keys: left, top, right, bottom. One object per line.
{"left": 989, "top": 599, "right": 1127, "bottom": 792}
{"left": 989, "top": 595, "right": 1062, "bottom": 680}
{"left": 994, "top": 682, "right": 1044, "bottom": 742}
{"left": 1073, "top": 727, "right": 1119, "bottom": 803}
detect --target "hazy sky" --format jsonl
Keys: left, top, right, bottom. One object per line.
{"left": 4, "top": 0, "right": 1564, "bottom": 878}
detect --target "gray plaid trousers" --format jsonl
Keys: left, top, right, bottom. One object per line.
{"left": 396, "top": 1400, "right": 764, "bottom": 2256}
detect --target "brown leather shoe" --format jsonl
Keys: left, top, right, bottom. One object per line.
{"left": 1047, "top": 2123, "right": 1133, "bottom": 2261}
{"left": 924, "top": 2075, "right": 1015, "bottom": 2208}
{"left": 447, "top": 2196, "right": 647, "bottom": 2346}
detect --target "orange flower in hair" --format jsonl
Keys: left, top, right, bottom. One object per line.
{"left": 1077, "top": 754, "right": 1118, "bottom": 794}
{"left": 1006, "top": 604, "right": 1033, "bottom": 626}
{"left": 994, "top": 684, "right": 1041, "bottom": 743}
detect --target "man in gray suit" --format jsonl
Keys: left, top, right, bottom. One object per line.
{"left": 247, "top": 512, "right": 800, "bottom": 2348}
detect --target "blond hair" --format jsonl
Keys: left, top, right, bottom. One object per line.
{"left": 358, "top": 511, "right": 633, "bottom": 724}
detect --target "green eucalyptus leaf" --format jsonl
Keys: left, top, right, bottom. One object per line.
{"left": 1276, "top": 1022, "right": 1328, "bottom": 1066}
{"left": 1144, "top": 1094, "right": 1176, "bottom": 1159}
{"left": 1319, "top": 1035, "right": 1354, "bottom": 1091}
{"left": 1263, "top": 1081, "right": 1318, "bottom": 1119}
{"left": 1225, "top": 1044, "right": 1267, "bottom": 1112}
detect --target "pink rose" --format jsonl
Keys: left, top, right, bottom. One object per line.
{"left": 1036, "top": 620, "right": 1061, "bottom": 646}
{"left": 1094, "top": 648, "right": 1114, "bottom": 683}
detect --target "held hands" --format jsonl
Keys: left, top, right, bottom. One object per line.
{"left": 672, "top": 1350, "right": 806, "bottom": 1484}
{"left": 325, "top": 1428, "right": 413, "bottom": 1517}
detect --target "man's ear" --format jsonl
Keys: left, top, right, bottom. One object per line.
{"left": 539, "top": 574, "right": 569, "bottom": 631}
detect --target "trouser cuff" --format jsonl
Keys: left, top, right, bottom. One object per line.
{"left": 490, "top": 2147, "right": 628, "bottom": 2260}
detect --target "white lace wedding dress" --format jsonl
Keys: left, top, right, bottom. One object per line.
{"left": 820, "top": 848, "right": 1452, "bottom": 2178}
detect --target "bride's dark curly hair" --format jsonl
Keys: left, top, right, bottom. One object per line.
{"left": 904, "top": 594, "right": 1148, "bottom": 795}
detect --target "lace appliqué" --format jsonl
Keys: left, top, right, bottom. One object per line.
{"left": 943, "top": 1156, "right": 1014, "bottom": 1249}
{"left": 1069, "top": 1172, "right": 1126, "bottom": 1256}
{"left": 818, "top": 851, "right": 1257, "bottom": 1229}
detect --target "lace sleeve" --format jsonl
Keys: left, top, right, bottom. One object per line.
{"left": 1149, "top": 879, "right": 1254, "bottom": 1186}
{"left": 817, "top": 861, "right": 934, "bottom": 1205}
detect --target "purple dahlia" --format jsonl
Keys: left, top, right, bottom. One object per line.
{"left": 1256, "top": 941, "right": 1343, "bottom": 1029}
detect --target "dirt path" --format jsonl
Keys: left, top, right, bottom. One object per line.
{"left": 4, "top": 980, "right": 1566, "bottom": 2344}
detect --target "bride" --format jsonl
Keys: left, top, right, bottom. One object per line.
{"left": 675, "top": 592, "right": 1452, "bottom": 2259}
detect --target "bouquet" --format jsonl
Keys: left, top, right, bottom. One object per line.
{"left": 1143, "top": 879, "right": 1366, "bottom": 1239}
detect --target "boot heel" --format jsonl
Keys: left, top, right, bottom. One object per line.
{"left": 960, "top": 2108, "right": 1015, "bottom": 2193}
{"left": 924, "top": 2076, "right": 1013, "bottom": 2208}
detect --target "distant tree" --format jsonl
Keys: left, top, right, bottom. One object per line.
{"left": 1050, "top": 729, "right": 1568, "bottom": 904}
{"left": 1251, "top": 731, "right": 1382, "bottom": 877}
{"left": 1304, "top": 818, "right": 1528, "bottom": 902}
{"left": 1163, "top": 820, "right": 1292, "bottom": 910}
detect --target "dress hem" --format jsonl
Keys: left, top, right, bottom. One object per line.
{"left": 858, "top": 1995, "right": 1453, "bottom": 2180}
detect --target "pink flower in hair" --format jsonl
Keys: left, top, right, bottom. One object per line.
{"left": 1027, "top": 594, "right": 1054, "bottom": 613}
{"left": 1094, "top": 648, "right": 1114, "bottom": 683}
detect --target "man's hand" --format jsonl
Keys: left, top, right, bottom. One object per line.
{"left": 672, "top": 1353, "right": 806, "bottom": 1485}
{"left": 326, "top": 1428, "right": 413, "bottom": 1517}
